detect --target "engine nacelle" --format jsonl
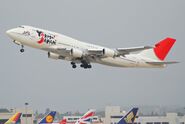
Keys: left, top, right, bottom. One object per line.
{"left": 70, "top": 48, "right": 83, "bottom": 58}
{"left": 103, "top": 48, "right": 115, "bottom": 57}
{"left": 48, "top": 52, "right": 60, "bottom": 60}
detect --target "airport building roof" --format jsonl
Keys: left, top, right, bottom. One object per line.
{"left": 0, "top": 108, "right": 10, "bottom": 113}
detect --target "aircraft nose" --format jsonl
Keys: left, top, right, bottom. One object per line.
{"left": 6, "top": 29, "right": 12, "bottom": 35}
{"left": 6, "top": 29, "right": 15, "bottom": 37}
{"left": 6, "top": 28, "right": 19, "bottom": 39}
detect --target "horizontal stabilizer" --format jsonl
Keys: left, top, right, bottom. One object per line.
{"left": 146, "top": 61, "right": 179, "bottom": 65}
{"left": 116, "top": 46, "right": 153, "bottom": 55}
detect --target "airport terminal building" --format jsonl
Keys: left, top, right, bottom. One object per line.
{"left": 0, "top": 107, "right": 185, "bottom": 124}
{"left": 103, "top": 106, "right": 185, "bottom": 124}
{"left": 0, "top": 108, "right": 34, "bottom": 124}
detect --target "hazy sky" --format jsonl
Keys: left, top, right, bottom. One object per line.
{"left": 0, "top": 0, "right": 184, "bottom": 113}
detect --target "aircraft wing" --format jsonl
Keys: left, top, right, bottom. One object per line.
{"left": 43, "top": 46, "right": 71, "bottom": 54}
{"left": 86, "top": 49, "right": 104, "bottom": 56}
{"left": 45, "top": 46, "right": 105, "bottom": 57}
{"left": 116, "top": 46, "right": 152, "bottom": 55}
{"left": 44, "top": 45, "right": 153, "bottom": 58}
{"left": 86, "top": 46, "right": 153, "bottom": 57}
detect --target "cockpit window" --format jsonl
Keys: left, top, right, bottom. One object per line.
{"left": 18, "top": 26, "right": 24, "bottom": 28}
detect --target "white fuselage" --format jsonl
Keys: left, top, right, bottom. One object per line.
{"left": 6, "top": 25, "right": 165, "bottom": 68}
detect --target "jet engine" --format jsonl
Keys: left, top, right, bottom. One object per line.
{"left": 48, "top": 52, "right": 60, "bottom": 59}
{"left": 70, "top": 48, "right": 83, "bottom": 58}
{"left": 103, "top": 48, "right": 115, "bottom": 57}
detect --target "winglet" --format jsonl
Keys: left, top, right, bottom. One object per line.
{"left": 117, "top": 108, "right": 138, "bottom": 124}
{"left": 39, "top": 111, "right": 56, "bottom": 124}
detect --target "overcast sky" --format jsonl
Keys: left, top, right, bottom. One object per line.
{"left": 0, "top": 0, "right": 184, "bottom": 113}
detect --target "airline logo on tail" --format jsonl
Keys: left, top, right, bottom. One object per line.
{"left": 117, "top": 108, "right": 138, "bottom": 124}
{"left": 60, "top": 118, "right": 67, "bottom": 124}
{"left": 75, "top": 109, "right": 95, "bottom": 124}
{"left": 39, "top": 111, "right": 56, "bottom": 124}
{"left": 5, "top": 112, "right": 22, "bottom": 124}
{"left": 154, "top": 37, "right": 176, "bottom": 61}
{"left": 124, "top": 111, "right": 134, "bottom": 123}
{"left": 46, "top": 115, "right": 54, "bottom": 123}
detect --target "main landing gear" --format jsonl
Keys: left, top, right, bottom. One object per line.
{"left": 70, "top": 61, "right": 92, "bottom": 69}
{"left": 81, "top": 60, "right": 92, "bottom": 69}
{"left": 80, "top": 63, "right": 92, "bottom": 69}
{"left": 71, "top": 62, "right": 77, "bottom": 68}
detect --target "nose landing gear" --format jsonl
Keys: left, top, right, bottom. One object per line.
{"left": 20, "top": 45, "right": 24, "bottom": 53}
{"left": 12, "top": 40, "right": 25, "bottom": 53}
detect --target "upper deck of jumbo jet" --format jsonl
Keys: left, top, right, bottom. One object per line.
{"left": 7, "top": 25, "right": 104, "bottom": 49}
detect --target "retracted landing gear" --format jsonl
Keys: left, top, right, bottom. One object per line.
{"left": 71, "top": 62, "right": 77, "bottom": 69}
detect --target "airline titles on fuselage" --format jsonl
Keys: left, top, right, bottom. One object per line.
{"left": 36, "top": 30, "right": 56, "bottom": 45}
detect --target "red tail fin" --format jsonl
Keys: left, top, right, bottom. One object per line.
{"left": 154, "top": 37, "right": 176, "bottom": 60}
{"left": 60, "top": 118, "right": 67, "bottom": 124}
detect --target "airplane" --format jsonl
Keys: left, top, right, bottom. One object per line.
{"left": 4, "top": 112, "right": 22, "bottom": 124}
{"left": 117, "top": 107, "right": 138, "bottom": 124}
{"left": 6, "top": 25, "right": 178, "bottom": 69}
{"left": 38, "top": 111, "right": 56, "bottom": 124}
{"left": 59, "top": 118, "right": 66, "bottom": 124}
{"left": 60, "top": 109, "right": 95, "bottom": 124}
{"left": 75, "top": 109, "right": 95, "bottom": 124}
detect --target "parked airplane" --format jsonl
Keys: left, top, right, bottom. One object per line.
{"left": 59, "top": 118, "right": 66, "bottom": 124}
{"left": 6, "top": 25, "right": 178, "bottom": 69}
{"left": 75, "top": 109, "right": 95, "bottom": 124}
{"left": 60, "top": 109, "right": 95, "bottom": 124}
{"left": 117, "top": 108, "right": 138, "bottom": 124}
{"left": 38, "top": 111, "right": 56, "bottom": 124}
{"left": 4, "top": 112, "right": 22, "bottom": 124}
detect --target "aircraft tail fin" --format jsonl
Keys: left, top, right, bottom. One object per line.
{"left": 138, "top": 37, "right": 176, "bottom": 61}
{"left": 5, "top": 112, "right": 22, "bottom": 124}
{"left": 39, "top": 111, "right": 56, "bottom": 124}
{"left": 154, "top": 37, "right": 176, "bottom": 60}
{"left": 60, "top": 118, "right": 67, "bottom": 124}
{"left": 75, "top": 109, "right": 95, "bottom": 124}
{"left": 117, "top": 108, "right": 138, "bottom": 124}
{"left": 81, "top": 109, "right": 95, "bottom": 119}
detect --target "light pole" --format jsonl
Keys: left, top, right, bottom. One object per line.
{"left": 25, "top": 102, "right": 29, "bottom": 124}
